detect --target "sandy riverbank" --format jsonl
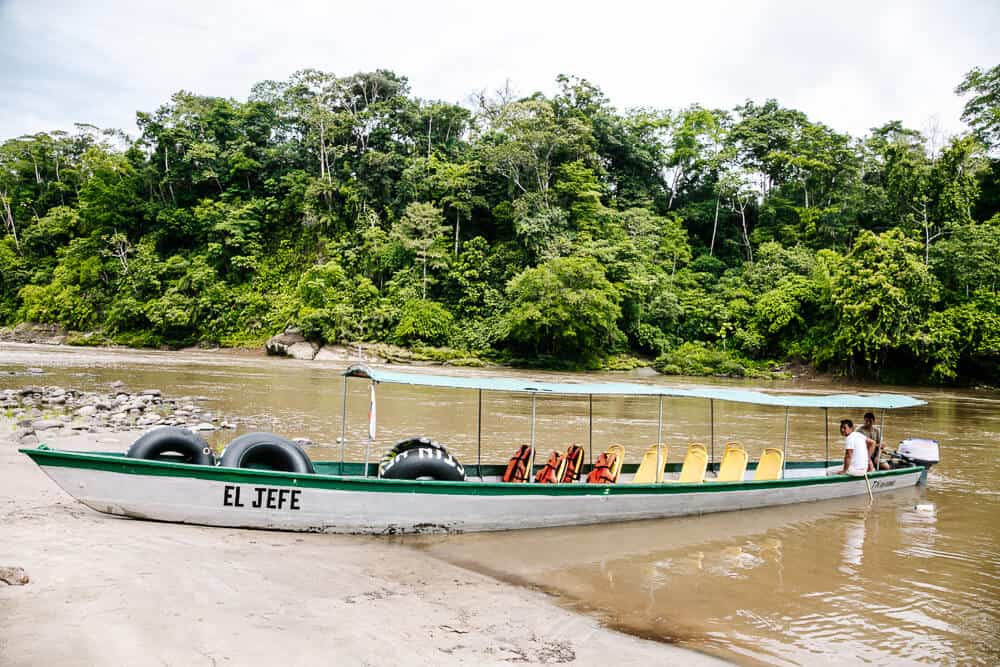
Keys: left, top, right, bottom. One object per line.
{"left": 0, "top": 424, "right": 725, "bottom": 666}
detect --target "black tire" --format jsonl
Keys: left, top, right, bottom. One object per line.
{"left": 387, "top": 436, "right": 448, "bottom": 456}
{"left": 378, "top": 436, "right": 448, "bottom": 476}
{"left": 219, "top": 432, "right": 315, "bottom": 474}
{"left": 380, "top": 445, "right": 465, "bottom": 481}
{"left": 126, "top": 427, "right": 214, "bottom": 465}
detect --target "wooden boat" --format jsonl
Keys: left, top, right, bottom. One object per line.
{"left": 20, "top": 365, "right": 935, "bottom": 534}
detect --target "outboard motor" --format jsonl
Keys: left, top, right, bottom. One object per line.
{"left": 888, "top": 438, "right": 940, "bottom": 469}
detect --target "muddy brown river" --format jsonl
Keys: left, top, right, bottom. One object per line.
{"left": 2, "top": 344, "right": 997, "bottom": 665}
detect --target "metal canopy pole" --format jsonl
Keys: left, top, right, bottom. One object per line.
{"left": 339, "top": 375, "right": 348, "bottom": 475}
{"left": 824, "top": 408, "right": 829, "bottom": 476}
{"left": 363, "top": 381, "right": 375, "bottom": 477}
{"left": 710, "top": 399, "right": 715, "bottom": 475}
{"left": 477, "top": 389, "right": 483, "bottom": 480}
{"left": 782, "top": 407, "right": 789, "bottom": 479}
{"left": 528, "top": 393, "right": 537, "bottom": 483}
{"left": 656, "top": 396, "right": 663, "bottom": 483}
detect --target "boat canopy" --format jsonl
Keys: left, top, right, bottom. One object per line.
{"left": 343, "top": 365, "right": 925, "bottom": 410}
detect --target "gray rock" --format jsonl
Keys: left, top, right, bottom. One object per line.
{"left": 0, "top": 567, "right": 29, "bottom": 585}
{"left": 193, "top": 422, "right": 217, "bottom": 431}
{"left": 75, "top": 405, "right": 97, "bottom": 417}
{"left": 293, "top": 437, "right": 313, "bottom": 446}
{"left": 221, "top": 421, "right": 237, "bottom": 429}
{"left": 31, "top": 419, "right": 63, "bottom": 431}
{"left": 313, "top": 346, "right": 349, "bottom": 362}
{"left": 140, "top": 389, "right": 162, "bottom": 397}
{"left": 26, "top": 367, "right": 43, "bottom": 375}
{"left": 109, "top": 380, "right": 125, "bottom": 389}
{"left": 286, "top": 341, "right": 319, "bottom": 360}
{"left": 265, "top": 330, "right": 308, "bottom": 356}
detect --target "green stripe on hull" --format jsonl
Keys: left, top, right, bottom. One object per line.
{"left": 21, "top": 446, "right": 922, "bottom": 497}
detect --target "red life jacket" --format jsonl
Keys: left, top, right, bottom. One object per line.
{"left": 534, "top": 451, "right": 564, "bottom": 484}
{"left": 586, "top": 451, "right": 620, "bottom": 484}
{"left": 502, "top": 445, "right": 533, "bottom": 483}
{"left": 561, "top": 445, "right": 584, "bottom": 483}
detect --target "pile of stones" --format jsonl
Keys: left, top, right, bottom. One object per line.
{"left": 2, "top": 382, "right": 237, "bottom": 445}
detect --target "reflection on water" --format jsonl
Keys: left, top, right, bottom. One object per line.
{"left": 2, "top": 343, "right": 999, "bottom": 665}
{"left": 412, "top": 492, "right": 997, "bottom": 665}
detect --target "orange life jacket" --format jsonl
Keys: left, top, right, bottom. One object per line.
{"left": 502, "top": 445, "right": 533, "bottom": 483}
{"left": 560, "top": 445, "right": 584, "bottom": 483}
{"left": 534, "top": 451, "right": 564, "bottom": 484}
{"left": 586, "top": 451, "right": 620, "bottom": 484}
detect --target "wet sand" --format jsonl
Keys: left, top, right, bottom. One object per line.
{"left": 0, "top": 423, "right": 725, "bottom": 666}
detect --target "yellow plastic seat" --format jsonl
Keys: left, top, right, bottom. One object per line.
{"left": 631, "top": 444, "right": 668, "bottom": 483}
{"left": 671, "top": 445, "right": 708, "bottom": 483}
{"left": 754, "top": 448, "right": 784, "bottom": 481}
{"left": 607, "top": 444, "right": 625, "bottom": 481}
{"left": 715, "top": 445, "right": 748, "bottom": 482}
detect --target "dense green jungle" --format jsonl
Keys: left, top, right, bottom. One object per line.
{"left": 1, "top": 66, "right": 998, "bottom": 384}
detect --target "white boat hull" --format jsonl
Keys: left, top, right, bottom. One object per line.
{"left": 35, "top": 457, "right": 926, "bottom": 534}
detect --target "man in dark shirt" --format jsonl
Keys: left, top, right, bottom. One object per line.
{"left": 856, "top": 412, "right": 887, "bottom": 470}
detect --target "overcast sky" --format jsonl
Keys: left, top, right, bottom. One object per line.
{"left": 2, "top": 0, "right": 998, "bottom": 141}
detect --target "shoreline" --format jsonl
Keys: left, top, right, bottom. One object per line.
{"left": 0, "top": 335, "right": 841, "bottom": 389}
{"left": 0, "top": 423, "right": 727, "bottom": 666}
{"left": 0, "top": 324, "right": 825, "bottom": 382}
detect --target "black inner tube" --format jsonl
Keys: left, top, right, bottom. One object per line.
{"left": 380, "top": 446, "right": 465, "bottom": 481}
{"left": 126, "top": 427, "right": 214, "bottom": 466}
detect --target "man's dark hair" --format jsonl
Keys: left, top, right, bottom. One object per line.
{"left": 864, "top": 412, "right": 875, "bottom": 420}
{"left": 840, "top": 419, "right": 854, "bottom": 429}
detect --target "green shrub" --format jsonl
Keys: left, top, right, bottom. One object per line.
{"left": 655, "top": 342, "right": 751, "bottom": 377}
{"left": 393, "top": 300, "right": 454, "bottom": 346}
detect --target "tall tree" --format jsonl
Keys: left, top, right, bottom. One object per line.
{"left": 956, "top": 64, "right": 1000, "bottom": 153}
{"left": 392, "top": 202, "right": 448, "bottom": 298}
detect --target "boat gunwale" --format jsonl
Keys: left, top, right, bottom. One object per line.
{"left": 21, "top": 446, "right": 924, "bottom": 497}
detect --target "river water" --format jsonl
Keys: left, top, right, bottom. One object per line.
{"left": 2, "top": 344, "right": 997, "bottom": 665}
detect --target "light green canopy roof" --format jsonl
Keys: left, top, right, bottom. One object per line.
{"left": 343, "top": 365, "right": 925, "bottom": 410}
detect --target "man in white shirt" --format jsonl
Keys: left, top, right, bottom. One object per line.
{"left": 838, "top": 418, "right": 878, "bottom": 476}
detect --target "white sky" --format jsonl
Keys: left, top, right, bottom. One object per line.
{"left": 2, "top": 0, "right": 998, "bottom": 141}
